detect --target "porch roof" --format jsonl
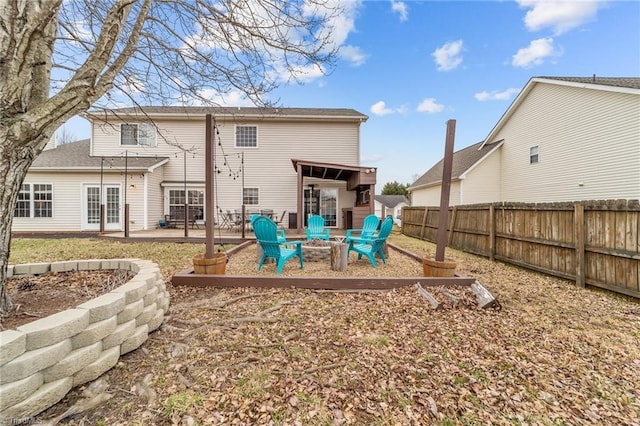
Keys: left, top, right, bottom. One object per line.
{"left": 290, "top": 159, "right": 375, "bottom": 182}
{"left": 32, "top": 140, "right": 169, "bottom": 172}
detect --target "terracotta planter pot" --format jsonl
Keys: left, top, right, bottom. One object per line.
{"left": 423, "top": 258, "right": 456, "bottom": 277}
{"left": 193, "top": 253, "right": 227, "bottom": 275}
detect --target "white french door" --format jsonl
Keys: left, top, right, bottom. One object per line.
{"left": 83, "top": 184, "right": 121, "bottom": 231}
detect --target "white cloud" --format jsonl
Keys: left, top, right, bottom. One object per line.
{"left": 432, "top": 40, "right": 463, "bottom": 71}
{"left": 391, "top": 0, "right": 408, "bottom": 22}
{"left": 512, "top": 37, "right": 560, "bottom": 68}
{"left": 305, "top": 0, "right": 361, "bottom": 48}
{"left": 416, "top": 98, "right": 445, "bottom": 114}
{"left": 196, "top": 89, "right": 255, "bottom": 107}
{"left": 371, "top": 101, "right": 401, "bottom": 116}
{"left": 340, "top": 45, "right": 368, "bottom": 66}
{"left": 517, "top": 0, "right": 603, "bottom": 35}
{"left": 371, "top": 101, "right": 392, "bottom": 116}
{"left": 474, "top": 88, "right": 520, "bottom": 101}
{"left": 271, "top": 62, "right": 326, "bottom": 84}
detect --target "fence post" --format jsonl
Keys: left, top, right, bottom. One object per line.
{"left": 489, "top": 204, "right": 495, "bottom": 261}
{"left": 574, "top": 203, "right": 585, "bottom": 287}
{"left": 448, "top": 206, "right": 457, "bottom": 245}
{"left": 420, "top": 207, "right": 429, "bottom": 240}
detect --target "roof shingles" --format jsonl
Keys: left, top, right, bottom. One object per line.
{"left": 410, "top": 141, "right": 497, "bottom": 189}
{"left": 31, "top": 140, "right": 168, "bottom": 170}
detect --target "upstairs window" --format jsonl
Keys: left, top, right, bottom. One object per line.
{"left": 529, "top": 145, "right": 539, "bottom": 164}
{"left": 14, "top": 183, "right": 53, "bottom": 218}
{"left": 235, "top": 125, "right": 257, "bottom": 148}
{"left": 121, "top": 123, "right": 156, "bottom": 146}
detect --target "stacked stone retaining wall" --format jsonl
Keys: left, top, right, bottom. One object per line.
{"left": 0, "top": 259, "right": 169, "bottom": 423}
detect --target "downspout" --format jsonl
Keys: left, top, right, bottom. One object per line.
{"left": 297, "top": 165, "right": 303, "bottom": 233}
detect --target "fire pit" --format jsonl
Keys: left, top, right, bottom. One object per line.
{"left": 302, "top": 239, "right": 332, "bottom": 262}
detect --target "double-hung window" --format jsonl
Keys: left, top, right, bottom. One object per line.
{"left": 243, "top": 188, "right": 259, "bottom": 205}
{"left": 168, "top": 189, "right": 204, "bottom": 219}
{"left": 15, "top": 184, "right": 53, "bottom": 218}
{"left": 235, "top": 125, "right": 257, "bottom": 148}
{"left": 529, "top": 145, "right": 539, "bottom": 164}
{"left": 121, "top": 123, "right": 156, "bottom": 146}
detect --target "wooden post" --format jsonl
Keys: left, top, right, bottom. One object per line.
{"left": 205, "top": 114, "right": 214, "bottom": 258}
{"left": 435, "top": 119, "right": 456, "bottom": 262}
{"left": 124, "top": 204, "right": 129, "bottom": 237}
{"left": 331, "top": 242, "right": 348, "bottom": 271}
{"left": 489, "top": 204, "right": 495, "bottom": 261}
{"left": 448, "top": 206, "right": 457, "bottom": 245}
{"left": 574, "top": 203, "right": 585, "bottom": 287}
{"left": 420, "top": 207, "right": 428, "bottom": 240}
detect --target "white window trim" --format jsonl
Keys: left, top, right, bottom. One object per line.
{"left": 234, "top": 124, "right": 259, "bottom": 148}
{"left": 529, "top": 145, "right": 539, "bottom": 164}
{"left": 16, "top": 183, "right": 54, "bottom": 219}
{"left": 242, "top": 187, "right": 260, "bottom": 206}
{"left": 120, "top": 123, "right": 157, "bottom": 147}
{"left": 163, "top": 186, "right": 206, "bottom": 216}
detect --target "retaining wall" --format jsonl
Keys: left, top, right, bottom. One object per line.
{"left": 0, "top": 259, "right": 170, "bottom": 423}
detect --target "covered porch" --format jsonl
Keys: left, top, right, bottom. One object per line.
{"left": 291, "top": 159, "right": 377, "bottom": 233}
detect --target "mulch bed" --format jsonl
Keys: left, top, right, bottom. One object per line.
{"left": 1, "top": 269, "right": 134, "bottom": 330}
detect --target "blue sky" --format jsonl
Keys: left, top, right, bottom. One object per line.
{"left": 63, "top": 0, "right": 640, "bottom": 188}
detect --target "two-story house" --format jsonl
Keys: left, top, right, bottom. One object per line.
{"left": 13, "top": 107, "right": 375, "bottom": 233}
{"left": 409, "top": 76, "right": 640, "bottom": 206}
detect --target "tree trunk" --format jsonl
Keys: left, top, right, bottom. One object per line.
{"left": 0, "top": 133, "right": 46, "bottom": 314}
{"left": 331, "top": 242, "right": 348, "bottom": 271}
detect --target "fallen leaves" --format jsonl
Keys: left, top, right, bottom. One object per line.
{"left": 6, "top": 235, "right": 638, "bottom": 425}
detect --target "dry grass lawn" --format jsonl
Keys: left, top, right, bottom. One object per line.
{"left": 7, "top": 233, "right": 640, "bottom": 425}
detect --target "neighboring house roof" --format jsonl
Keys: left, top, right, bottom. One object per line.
{"left": 30, "top": 139, "right": 169, "bottom": 171}
{"left": 408, "top": 141, "right": 500, "bottom": 190}
{"left": 540, "top": 76, "right": 640, "bottom": 89}
{"left": 86, "top": 106, "right": 368, "bottom": 122}
{"left": 481, "top": 76, "right": 640, "bottom": 149}
{"left": 375, "top": 195, "right": 409, "bottom": 208}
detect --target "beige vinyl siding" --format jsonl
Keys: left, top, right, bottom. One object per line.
{"left": 123, "top": 174, "right": 145, "bottom": 231}
{"left": 92, "top": 117, "right": 361, "bottom": 226}
{"left": 145, "top": 169, "right": 164, "bottom": 229}
{"left": 496, "top": 83, "right": 640, "bottom": 202}
{"left": 12, "top": 172, "right": 122, "bottom": 232}
{"left": 230, "top": 120, "right": 359, "bottom": 222}
{"left": 460, "top": 148, "right": 502, "bottom": 204}
{"left": 92, "top": 117, "right": 360, "bottom": 227}
{"left": 411, "top": 181, "right": 462, "bottom": 207}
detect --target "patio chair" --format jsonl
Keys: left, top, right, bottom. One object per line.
{"left": 273, "top": 210, "right": 287, "bottom": 227}
{"left": 345, "top": 214, "right": 380, "bottom": 243}
{"left": 347, "top": 216, "right": 394, "bottom": 267}
{"left": 221, "top": 210, "right": 234, "bottom": 230}
{"left": 305, "top": 214, "right": 330, "bottom": 240}
{"left": 250, "top": 214, "right": 286, "bottom": 244}
{"left": 253, "top": 216, "right": 304, "bottom": 275}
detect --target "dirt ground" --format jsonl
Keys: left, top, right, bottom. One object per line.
{"left": 2, "top": 269, "right": 134, "bottom": 330}
{"left": 3, "top": 236, "right": 640, "bottom": 425}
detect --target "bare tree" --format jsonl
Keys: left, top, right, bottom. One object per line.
{"left": 57, "top": 126, "right": 78, "bottom": 145}
{"left": 0, "top": 0, "right": 346, "bottom": 314}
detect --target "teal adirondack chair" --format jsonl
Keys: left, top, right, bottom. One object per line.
{"left": 253, "top": 216, "right": 303, "bottom": 274}
{"left": 251, "top": 214, "right": 286, "bottom": 244}
{"left": 305, "top": 215, "right": 330, "bottom": 240}
{"left": 345, "top": 214, "right": 380, "bottom": 243}
{"left": 347, "top": 216, "right": 394, "bottom": 267}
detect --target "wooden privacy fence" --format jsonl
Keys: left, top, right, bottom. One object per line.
{"left": 402, "top": 200, "right": 640, "bottom": 299}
